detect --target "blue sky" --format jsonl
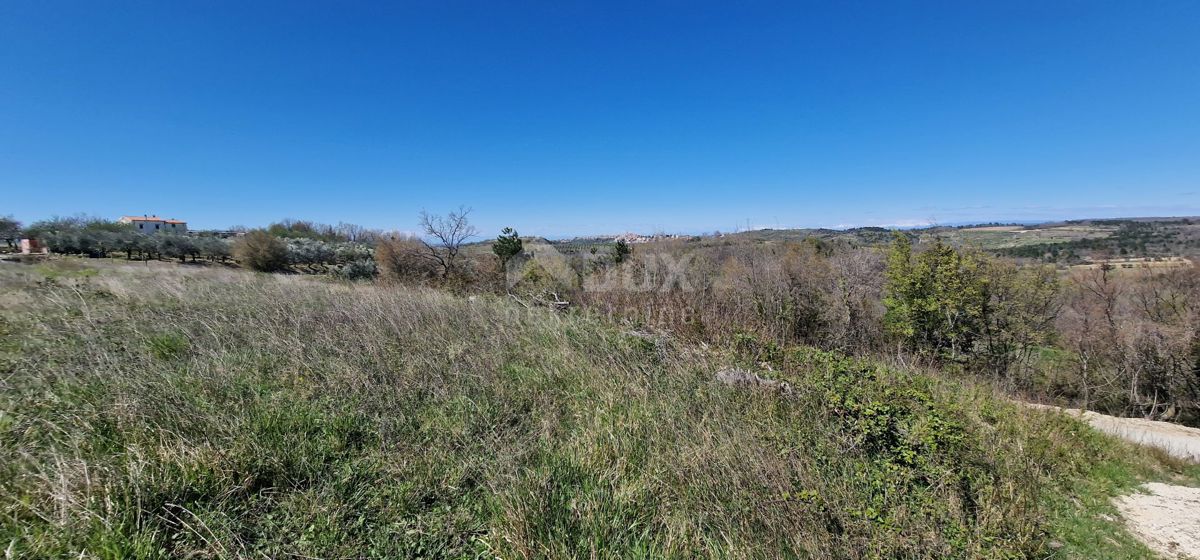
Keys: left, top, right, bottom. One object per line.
{"left": 2, "top": 1, "right": 1198, "bottom": 236}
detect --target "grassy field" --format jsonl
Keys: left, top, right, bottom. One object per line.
{"left": 1, "top": 259, "right": 1196, "bottom": 558}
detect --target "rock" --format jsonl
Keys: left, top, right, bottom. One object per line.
{"left": 715, "top": 369, "right": 793, "bottom": 396}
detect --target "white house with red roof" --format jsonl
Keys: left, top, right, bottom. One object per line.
{"left": 119, "top": 215, "right": 187, "bottom": 234}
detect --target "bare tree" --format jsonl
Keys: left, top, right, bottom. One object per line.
{"left": 418, "top": 207, "right": 479, "bottom": 279}
{"left": 336, "top": 222, "right": 368, "bottom": 242}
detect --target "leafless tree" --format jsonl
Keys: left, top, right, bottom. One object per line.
{"left": 418, "top": 207, "right": 479, "bottom": 279}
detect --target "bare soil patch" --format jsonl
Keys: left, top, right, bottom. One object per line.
{"left": 1027, "top": 404, "right": 1200, "bottom": 461}
{"left": 1115, "top": 483, "right": 1200, "bottom": 559}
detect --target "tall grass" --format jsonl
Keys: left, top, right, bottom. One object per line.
{"left": 0, "top": 260, "right": 1189, "bottom": 558}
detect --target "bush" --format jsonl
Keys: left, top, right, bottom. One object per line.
{"left": 338, "top": 259, "right": 378, "bottom": 281}
{"left": 233, "top": 230, "right": 289, "bottom": 272}
{"left": 374, "top": 234, "right": 436, "bottom": 283}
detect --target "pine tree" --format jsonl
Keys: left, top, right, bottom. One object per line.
{"left": 613, "top": 239, "right": 631, "bottom": 263}
{"left": 492, "top": 227, "right": 523, "bottom": 266}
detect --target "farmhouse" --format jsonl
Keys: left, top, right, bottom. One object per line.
{"left": 119, "top": 215, "right": 187, "bottom": 234}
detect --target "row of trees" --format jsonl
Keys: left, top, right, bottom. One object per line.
{"left": 233, "top": 208, "right": 519, "bottom": 283}
{"left": 44, "top": 228, "right": 233, "bottom": 262}
{"left": 27, "top": 218, "right": 376, "bottom": 274}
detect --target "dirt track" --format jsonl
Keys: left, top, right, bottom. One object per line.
{"left": 1027, "top": 404, "right": 1200, "bottom": 461}
{"left": 1029, "top": 404, "right": 1200, "bottom": 558}
{"left": 1115, "top": 483, "right": 1200, "bottom": 559}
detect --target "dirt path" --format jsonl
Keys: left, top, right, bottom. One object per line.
{"left": 1026, "top": 404, "right": 1200, "bottom": 461}
{"left": 1115, "top": 483, "right": 1200, "bottom": 559}
{"left": 1028, "top": 404, "right": 1200, "bottom": 558}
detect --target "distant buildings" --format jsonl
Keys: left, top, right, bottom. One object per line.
{"left": 119, "top": 215, "right": 187, "bottom": 234}
{"left": 612, "top": 233, "right": 647, "bottom": 244}
{"left": 612, "top": 232, "right": 688, "bottom": 244}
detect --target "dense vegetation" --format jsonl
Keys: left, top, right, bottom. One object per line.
{"left": 2, "top": 260, "right": 1195, "bottom": 558}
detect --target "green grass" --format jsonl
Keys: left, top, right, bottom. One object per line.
{"left": 33, "top": 259, "right": 100, "bottom": 280}
{"left": 0, "top": 259, "right": 1195, "bottom": 558}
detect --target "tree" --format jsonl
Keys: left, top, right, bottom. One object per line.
{"left": 0, "top": 216, "right": 20, "bottom": 249}
{"left": 157, "top": 235, "right": 195, "bottom": 263}
{"left": 417, "top": 207, "right": 478, "bottom": 279}
{"left": 233, "top": 230, "right": 289, "bottom": 272}
{"left": 883, "top": 233, "right": 1059, "bottom": 380}
{"left": 335, "top": 222, "right": 375, "bottom": 243}
{"left": 31, "top": 218, "right": 134, "bottom": 258}
{"left": 335, "top": 243, "right": 372, "bottom": 264}
{"left": 110, "top": 230, "right": 150, "bottom": 260}
{"left": 976, "top": 260, "right": 1060, "bottom": 384}
{"left": 286, "top": 239, "right": 337, "bottom": 272}
{"left": 492, "top": 227, "right": 523, "bottom": 266}
{"left": 613, "top": 239, "right": 631, "bottom": 263}
{"left": 197, "top": 237, "right": 232, "bottom": 262}
{"left": 883, "top": 233, "right": 987, "bottom": 360}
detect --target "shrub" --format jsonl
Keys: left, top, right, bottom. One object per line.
{"left": 374, "top": 234, "right": 436, "bottom": 283}
{"left": 339, "top": 259, "right": 378, "bottom": 281}
{"left": 233, "top": 230, "right": 289, "bottom": 272}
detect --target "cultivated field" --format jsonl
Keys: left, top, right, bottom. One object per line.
{"left": 939, "top": 224, "right": 1119, "bottom": 249}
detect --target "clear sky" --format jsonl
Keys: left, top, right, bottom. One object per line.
{"left": 2, "top": 1, "right": 1199, "bottom": 236}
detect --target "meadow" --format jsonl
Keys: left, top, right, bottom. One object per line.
{"left": 2, "top": 259, "right": 1197, "bottom": 558}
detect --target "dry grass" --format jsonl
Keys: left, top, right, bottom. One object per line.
{"left": 0, "top": 259, "right": 1191, "bottom": 558}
